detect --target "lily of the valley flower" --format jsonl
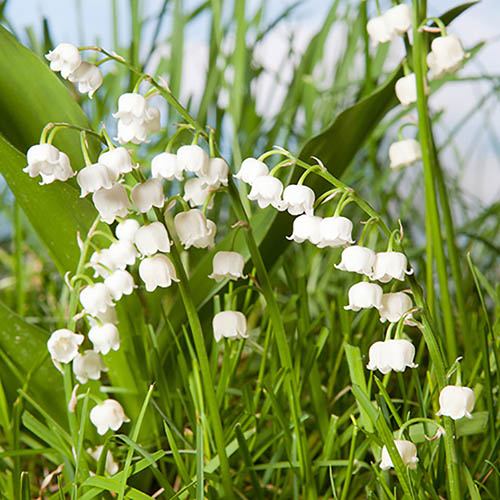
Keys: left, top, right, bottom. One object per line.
{"left": 23, "top": 144, "right": 74, "bottom": 184}
{"left": 427, "top": 35, "right": 466, "bottom": 78}
{"left": 90, "top": 399, "right": 129, "bottom": 435}
{"left": 345, "top": 282, "right": 383, "bottom": 311}
{"left": 380, "top": 440, "right": 418, "bottom": 470}
{"left": 139, "top": 254, "right": 179, "bottom": 291}
{"left": 107, "top": 240, "right": 138, "bottom": 269}
{"left": 317, "top": 216, "right": 354, "bottom": 248}
{"left": 372, "top": 251, "right": 413, "bottom": 283}
{"left": 115, "top": 219, "right": 140, "bottom": 242}
{"left": 379, "top": 292, "right": 413, "bottom": 323}
{"left": 287, "top": 214, "right": 322, "bottom": 244}
{"left": 209, "top": 251, "right": 246, "bottom": 281}
{"left": 183, "top": 178, "right": 213, "bottom": 208}
{"left": 45, "top": 43, "right": 81, "bottom": 78}
{"left": 104, "top": 270, "right": 135, "bottom": 301}
{"left": 174, "top": 209, "right": 217, "bottom": 249}
{"left": 437, "top": 385, "right": 475, "bottom": 420}
{"left": 201, "top": 157, "right": 229, "bottom": 188}
{"left": 92, "top": 184, "right": 131, "bottom": 223}
{"left": 131, "top": 178, "right": 164, "bottom": 213}
{"left": 248, "top": 175, "right": 283, "bottom": 209}
{"left": 89, "top": 248, "right": 116, "bottom": 278}
{"left": 335, "top": 245, "right": 376, "bottom": 276}
{"left": 367, "top": 4, "right": 411, "bottom": 46}
{"left": 177, "top": 144, "right": 209, "bottom": 175}
{"left": 151, "top": 152, "right": 183, "bottom": 181}
{"left": 389, "top": 139, "right": 422, "bottom": 168}
{"left": 213, "top": 311, "right": 248, "bottom": 342}
{"left": 235, "top": 158, "right": 269, "bottom": 185}
{"left": 80, "top": 283, "right": 114, "bottom": 316}
{"left": 98, "top": 147, "right": 135, "bottom": 177}
{"left": 88, "top": 446, "right": 119, "bottom": 476}
{"left": 367, "top": 339, "right": 417, "bottom": 374}
{"left": 68, "top": 62, "right": 103, "bottom": 98}
{"left": 134, "top": 222, "right": 170, "bottom": 256}
{"left": 76, "top": 163, "right": 118, "bottom": 197}
{"left": 73, "top": 350, "right": 107, "bottom": 384}
{"left": 281, "top": 184, "right": 315, "bottom": 216}
{"left": 395, "top": 73, "right": 417, "bottom": 106}
{"left": 90, "top": 305, "right": 118, "bottom": 326}
{"left": 47, "top": 329, "right": 84, "bottom": 363}
{"left": 88, "top": 323, "right": 121, "bottom": 355}
{"left": 366, "top": 16, "right": 392, "bottom": 45}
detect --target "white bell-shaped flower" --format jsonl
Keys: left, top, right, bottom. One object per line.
{"left": 384, "top": 4, "right": 411, "bottom": 36}
{"left": 318, "top": 216, "right": 354, "bottom": 248}
{"left": 427, "top": 35, "right": 466, "bottom": 78}
{"left": 380, "top": 440, "right": 418, "bottom": 470}
{"left": 89, "top": 248, "right": 117, "bottom": 278}
{"left": 213, "top": 311, "right": 248, "bottom": 342}
{"left": 134, "top": 222, "right": 170, "bottom": 256}
{"left": 80, "top": 283, "right": 114, "bottom": 316}
{"left": 23, "top": 144, "right": 74, "bottom": 184}
{"left": 92, "top": 184, "right": 131, "bottom": 224}
{"left": 114, "top": 92, "right": 147, "bottom": 122}
{"left": 345, "top": 282, "right": 383, "bottom": 311}
{"left": 372, "top": 251, "right": 412, "bottom": 283}
{"left": 104, "top": 270, "right": 135, "bottom": 301}
{"left": 367, "top": 339, "right": 417, "bottom": 374}
{"left": 68, "top": 62, "right": 103, "bottom": 98}
{"left": 389, "top": 139, "right": 422, "bottom": 168}
{"left": 88, "top": 323, "right": 120, "bottom": 355}
{"left": 90, "top": 305, "right": 118, "bottom": 326}
{"left": 174, "top": 209, "right": 217, "bottom": 249}
{"left": 90, "top": 399, "right": 129, "bottom": 435}
{"left": 131, "top": 178, "right": 164, "bottom": 213}
{"left": 115, "top": 219, "right": 140, "bottom": 242}
{"left": 73, "top": 350, "right": 107, "bottom": 384}
{"left": 437, "top": 385, "right": 475, "bottom": 420}
{"left": 379, "top": 292, "right": 413, "bottom": 323}
{"left": 248, "top": 175, "right": 283, "bottom": 209}
{"left": 151, "top": 152, "right": 183, "bottom": 181}
{"left": 139, "top": 254, "right": 179, "bottom": 292}
{"left": 47, "top": 329, "right": 84, "bottom": 363}
{"left": 366, "top": 16, "right": 392, "bottom": 45}
{"left": 183, "top": 178, "right": 213, "bottom": 208}
{"left": 45, "top": 43, "right": 81, "bottom": 78}
{"left": 98, "top": 147, "right": 135, "bottom": 177}
{"left": 176, "top": 145, "right": 209, "bottom": 176}
{"left": 116, "top": 119, "right": 148, "bottom": 145}
{"left": 209, "top": 251, "right": 246, "bottom": 281}
{"left": 88, "top": 446, "right": 119, "bottom": 476}
{"left": 287, "top": 214, "right": 322, "bottom": 244}
{"left": 395, "top": 73, "right": 417, "bottom": 106}
{"left": 235, "top": 158, "right": 269, "bottom": 185}
{"left": 145, "top": 107, "right": 161, "bottom": 135}
{"left": 77, "top": 163, "right": 118, "bottom": 197}
{"left": 201, "top": 157, "right": 229, "bottom": 188}
{"left": 107, "top": 240, "right": 138, "bottom": 269}
{"left": 281, "top": 184, "right": 315, "bottom": 216}
{"left": 335, "top": 245, "right": 376, "bottom": 276}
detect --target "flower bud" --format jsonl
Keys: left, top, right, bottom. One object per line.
{"left": 209, "top": 251, "right": 246, "bottom": 281}
{"left": 437, "top": 385, "right": 475, "bottom": 420}
{"left": 174, "top": 209, "right": 217, "bottom": 249}
{"left": 151, "top": 152, "right": 183, "bottom": 181}
{"left": 281, "top": 184, "right": 315, "bottom": 216}
{"left": 73, "top": 350, "right": 107, "bottom": 384}
{"left": 395, "top": 73, "right": 417, "bottom": 106}
{"left": 80, "top": 283, "right": 114, "bottom": 316}
{"left": 248, "top": 175, "right": 283, "bottom": 209}
{"left": 345, "top": 282, "right": 383, "bottom": 311}
{"left": 367, "top": 339, "right": 417, "bottom": 374}
{"left": 76, "top": 163, "right": 118, "bottom": 197}
{"left": 335, "top": 245, "right": 375, "bottom": 276}
{"left": 235, "top": 158, "right": 269, "bottom": 185}
{"left": 213, "top": 311, "right": 248, "bottom": 342}
{"left": 177, "top": 145, "right": 209, "bottom": 175}
{"left": 380, "top": 440, "right": 418, "bottom": 470}
{"left": 287, "top": 214, "right": 322, "bottom": 244}
{"left": 131, "top": 179, "right": 164, "bottom": 213}
{"left": 134, "top": 222, "right": 170, "bottom": 256}
{"left": 68, "top": 62, "right": 103, "bottom": 98}
{"left": 389, "top": 139, "right": 422, "bottom": 168}
{"left": 92, "top": 184, "right": 131, "bottom": 223}
{"left": 104, "top": 270, "right": 135, "bottom": 301}
{"left": 427, "top": 35, "right": 466, "bottom": 78}
{"left": 45, "top": 43, "right": 81, "bottom": 78}
{"left": 47, "top": 329, "right": 84, "bottom": 363}
{"left": 98, "top": 147, "right": 135, "bottom": 177}
{"left": 372, "top": 251, "right": 412, "bottom": 283}
{"left": 183, "top": 178, "right": 213, "bottom": 208}
{"left": 379, "top": 292, "right": 413, "bottom": 323}
{"left": 201, "top": 157, "right": 229, "bottom": 188}
{"left": 88, "top": 323, "right": 120, "bottom": 355}
{"left": 90, "top": 399, "right": 129, "bottom": 435}
{"left": 318, "top": 216, "right": 354, "bottom": 248}
{"left": 139, "top": 254, "right": 179, "bottom": 292}
{"left": 115, "top": 219, "right": 140, "bottom": 242}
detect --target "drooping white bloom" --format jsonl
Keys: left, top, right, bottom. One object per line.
{"left": 389, "top": 139, "right": 422, "bottom": 168}
{"left": 138, "top": 254, "right": 179, "bottom": 292}
{"left": 372, "top": 251, "right": 413, "bottom": 283}
{"left": 73, "top": 350, "right": 107, "bottom": 384}
{"left": 90, "top": 305, "right": 118, "bottom": 325}
{"left": 209, "top": 251, "right": 246, "bottom": 281}
{"left": 235, "top": 158, "right": 269, "bottom": 185}
{"left": 281, "top": 184, "right": 315, "bottom": 216}
{"left": 248, "top": 175, "right": 283, "bottom": 209}
{"left": 134, "top": 222, "right": 170, "bottom": 256}
{"left": 379, "top": 292, "right": 413, "bottom": 323}
{"left": 90, "top": 399, "right": 129, "bottom": 435}
{"left": 76, "top": 163, "right": 118, "bottom": 197}
{"left": 68, "top": 62, "right": 103, "bottom": 98}
{"left": 88, "top": 323, "right": 120, "bottom": 355}
{"left": 80, "top": 283, "right": 114, "bottom": 316}
{"left": 427, "top": 35, "right": 466, "bottom": 78}
{"left": 183, "top": 178, "right": 213, "bottom": 208}
{"left": 47, "top": 329, "right": 84, "bottom": 363}
{"left": 335, "top": 245, "right": 376, "bottom": 276}
{"left": 395, "top": 73, "right": 417, "bottom": 106}
{"left": 437, "top": 386, "right": 475, "bottom": 420}
{"left": 176, "top": 145, "right": 209, "bottom": 175}
{"left": 366, "top": 339, "right": 417, "bottom": 374}
{"left": 45, "top": 43, "right": 81, "bottom": 78}
{"left": 201, "top": 157, "right": 229, "bottom": 188}
{"left": 345, "top": 282, "right": 383, "bottom": 311}
{"left": 104, "top": 270, "right": 135, "bottom": 301}
{"left": 151, "top": 152, "right": 183, "bottom": 181}
{"left": 174, "top": 209, "right": 217, "bottom": 249}
{"left": 380, "top": 440, "right": 418, "bottom": 470}
{"left": 115, "top": 219, "right": 140, "bottom": 242}
{"left": 131, "top": 179, "right": 164, "bottom": 213}
{"left": 23, "top": 144, "right": 74, "bottom": 184}
{"left": 384, "top": 4, "right": 412, "bottom": 36}
{"left": 366, "top": 16, "right": 392, "bottom": 45}
{"left": 213, "top": 311, "right": 248, "bottom": 342}
{"left": 107, "top": 240, "right": 138, "bottom": 269}
{"left": 98, "top": 147, "right": 135, "bottom": 177}
{"left": 89, "top": 248, "right": 117, "bottom": 278}
{"left": 318, "top": 216, "right": 354, "bottom": 248}
{"left": 88, "top": 446, "right": 119, "bottom": 476}
{"left": 287, "top": 214, "right": 322, "bottom": 244}
{"left": 92, "top": 184, "right": 131, "bottom": 223}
